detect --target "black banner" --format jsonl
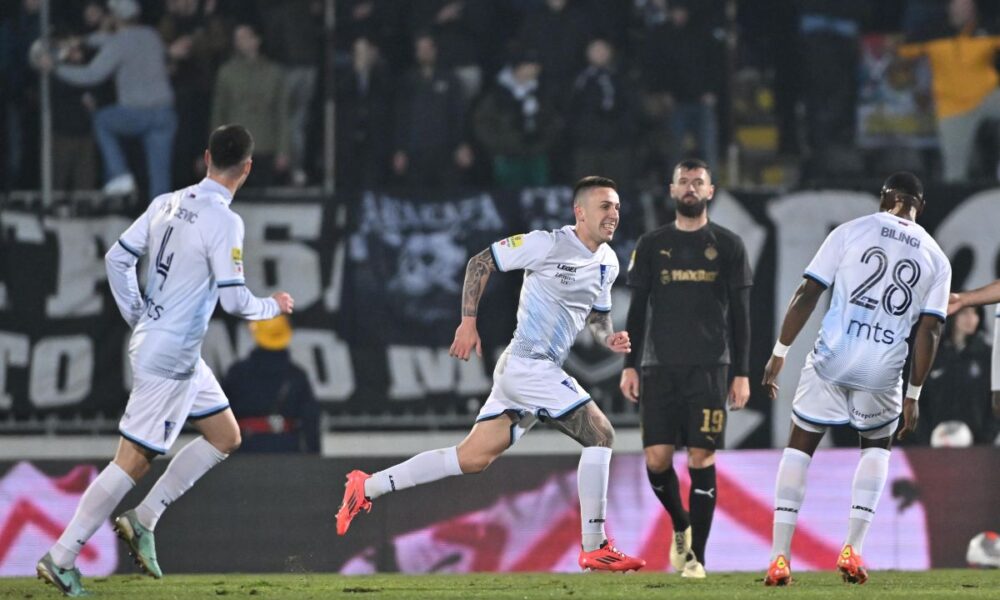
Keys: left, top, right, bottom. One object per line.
{"left": 2, "top": 184, "right": 999, "bottom": 446}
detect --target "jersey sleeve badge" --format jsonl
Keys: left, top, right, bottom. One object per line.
{"left": 499, "top": 234, "right": 525, "bottom": 249}
{"left": 231, "top": 247, "right": 243, "bottom": 274}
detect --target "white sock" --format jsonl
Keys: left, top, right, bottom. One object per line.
{"left": 364, "top": 446, "right": 462, "bottom": 500}
{"left": 50, "top": 462, "right": 135, "bottom": 568}
{"left": 771, "top": 447, "right": 811, "bottom": 561}
{"left": 135, "top": 437, "right": 227, "bottom": 530}
{"left": 578, "top": 446, "right": 612, "bottom": 552}
{"left": 845, "top": 447, "right": 890, "bottom": 555}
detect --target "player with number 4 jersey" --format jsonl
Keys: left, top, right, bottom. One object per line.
{"left": 37, "top": 126, "right": 294, "bottom": 597}
{"left": 761, "top": 172, "right": 950, "bottom": 586}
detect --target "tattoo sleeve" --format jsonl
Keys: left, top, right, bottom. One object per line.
{"left": 548, "top": 402, "right": 615, "bottom": 447}
{"left": 586, "top": 310, "right": 614, "bottom": 345}
{"left": 461, "top": 248, "right": 498, "bottom": 317}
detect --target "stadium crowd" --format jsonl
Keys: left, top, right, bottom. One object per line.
{"left": 2, "top": 0, "right": 1000, "bottom": 197}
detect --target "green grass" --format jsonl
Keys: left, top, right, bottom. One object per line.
{"left": 5, "top": 570, "right": 998, "bottom": 599}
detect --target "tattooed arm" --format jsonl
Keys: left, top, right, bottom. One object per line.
{"left": 586, "top": 310, "right": 614, "bottom": 345}
{"left": 587, "top": 309, "right": 631, "bottom": 353}
{"left": 461, "top": 248, "right": 497, "bottom": 317}
{"left": 449, "top": 248, "right": 497, "bottom": 361}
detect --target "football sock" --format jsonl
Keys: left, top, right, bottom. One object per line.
{"left": 135, "top": 436, "right": 227, "bottom": 530}
{"left": 845, "top": 447, "right": 890, "bottom": 555}
{"left": 689, "top": 464, "right": 717, "bottom": 565}
{"left": 771, "top": 447, "right": 812, "bottom": 561}
{"left": 50, "top": 462, "right": 135, "bottom": 569}
{"left": 364, "top": 446, "right": 462, "bottom": 500}
{"left": 578, "top": 446, "right": 612, "bottom": 552}
{"left": 646, "top": 467, "right": 690, "bottom": 532}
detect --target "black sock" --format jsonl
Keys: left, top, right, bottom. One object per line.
{"left": 688, "top": 464, "right": 717, "bottom": 566}
{"left": 646, "top": 467, "right": 690, "bottom": 532}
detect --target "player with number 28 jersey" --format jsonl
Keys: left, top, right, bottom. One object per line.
{"left": 761, "top": 173, "right": 950, "bottom": 588}
{"left": 805, "top": 211, "right": 951, "bottom": 392}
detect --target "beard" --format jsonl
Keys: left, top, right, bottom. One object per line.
{"left": 676, "top": 195, "right": 707, "bottom": 218}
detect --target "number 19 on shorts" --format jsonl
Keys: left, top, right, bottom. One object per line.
{"left": 700, "top": 409, "right": 724, "bottom": 433}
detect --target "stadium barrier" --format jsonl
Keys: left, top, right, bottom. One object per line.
{"left": 2, "top": 446, "right": 996, "bottom": 576}
{"left": 2, "top": 184, "right": 1000, "bottom": 448}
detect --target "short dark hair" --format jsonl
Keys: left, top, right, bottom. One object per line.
{"left": 880, "top": 171, "right": 924, "bottom": 213}
{"left": 672, "top": 158, "right": 712, "bottom": 181}
{"left": 209, "top": 125, "right": 254, "bottom": 171}
{"left": 573, "top": 176, "right": 617, "bottom": 205}
{"left": 881, "top": 171, "right": 923, "bottom": 199}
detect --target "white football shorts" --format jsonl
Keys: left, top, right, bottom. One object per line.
{"left": 791, "top": 352, "right": 901, "bottom": 439}
{"left": 476, "top": 351, "right": 591, "bottom": 444}
{"left": 119, "top": 358, "right": 230, "bottom": 454}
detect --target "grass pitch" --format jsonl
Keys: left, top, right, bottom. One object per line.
{"left": 5, "top": 570, "right": 997, "bottom": 599}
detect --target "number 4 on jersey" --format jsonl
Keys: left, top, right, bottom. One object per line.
{"left": 155, "top": 226, "right": 175, "bottom": 290}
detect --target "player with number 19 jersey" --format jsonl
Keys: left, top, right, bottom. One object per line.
{"left": 804, "top": 211, "right": 951, "bottom": 392}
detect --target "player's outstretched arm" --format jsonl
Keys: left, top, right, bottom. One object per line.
{"left": 450, "top": 248, "right": 497, "bottom": 361}
{"left": 218, "top": 286, "right": 292, "bottom": 319}
{"left": 948, "top": 280, "right": 1000, "bottom": 315}
{"left": 899, "top": 314, "right": 943, "bottom": 440}
{"left": 762, "top": 278, "right": 826, "bottom": 399}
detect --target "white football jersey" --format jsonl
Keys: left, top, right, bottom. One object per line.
{"left": 490, "top": 226, "right": 618, "bottom": 365}
{"left": 114, "top": 179, "right": 267, "bottom": 378}
{"left": 804, "top": 211, "right": 951, "bottom": 391}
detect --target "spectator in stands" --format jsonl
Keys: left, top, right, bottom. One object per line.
{"left": 899, "top": 0, "right": 1000, "bottom": 182}
{"left": 1, "top": 0, "right": 41, "bottom": 191}
{"left": 258, "top": 0, "right": 323, "bottom": 186}
{"left": 919, "top": 305, "right": 996, "bottom": 445}
{"left": 36, "top": 0, "right": 176, "bottom": 200}
{"left": 409, "top": 0, "right": 501, "bottom": 99}
{"left": 335, "top": 0, "right": 409, "bottom": 68}
{"left": 393, "top": 32, "right": 474, "bottom": 188}
{"left": 638, "top": 0, "right": 723, "bottom": 175}
{"left": 80, "top": 0, "right": 114, "bottom": 34}
{"left": 796, "top": 0, "right": 866, "bottom": 178}
{"left": 222, "top": 315, "right": 320, "bottom": 453}
{"left": 473, "top": 50, "right": 560, "bottom": 189}
{"left": 50, "top": 36, "right": 98, "bottom": 194}
{"left": 516, "top": 0, "right": 594, "bottom": 105}
{"left": 568, "top": 38, "right": 636, "bottom": 186}
{"left": 159, "top": 0, "right": 232, "bottom": 187}
{"left": 211, "top": 23, "right": 290, "bottom": 188}
{"left": 336, "top": 36, "right": 393, "bottom": 190}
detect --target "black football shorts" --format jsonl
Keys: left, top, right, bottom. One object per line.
{"left": 639, "top": 365, "right": 728, "bottom": 450}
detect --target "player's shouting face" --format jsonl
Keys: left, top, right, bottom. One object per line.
{"left": 576, "top": 187, "right": 620, "bottom": 247}
{"left": 670, "top": 166, "right": 715, "bottom": 218}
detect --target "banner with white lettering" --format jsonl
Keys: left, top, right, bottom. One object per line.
{"left": 1, "top": 185, "right": 998, "bottom": 446}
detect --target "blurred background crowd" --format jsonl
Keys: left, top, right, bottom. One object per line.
{"left": 2, "top": 0, "right": 1000, "bottom": 198}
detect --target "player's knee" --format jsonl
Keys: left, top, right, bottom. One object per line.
{"left": 209, "top": 431, "right": 241, "bottom": 454}
{"left": 645, "top": 453, "right": 671, "bottom": 473}
{"left": 459, "top": 452, "right": 496, "bottom": 474}
{"left": 600, "top": 422, "right": 616, "bottom": 448}
{"left": 577, "top": 417, "right": 615, "bottom": 448}
{"left": 688, "top": 448, "right": 715, "bottom": 469}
